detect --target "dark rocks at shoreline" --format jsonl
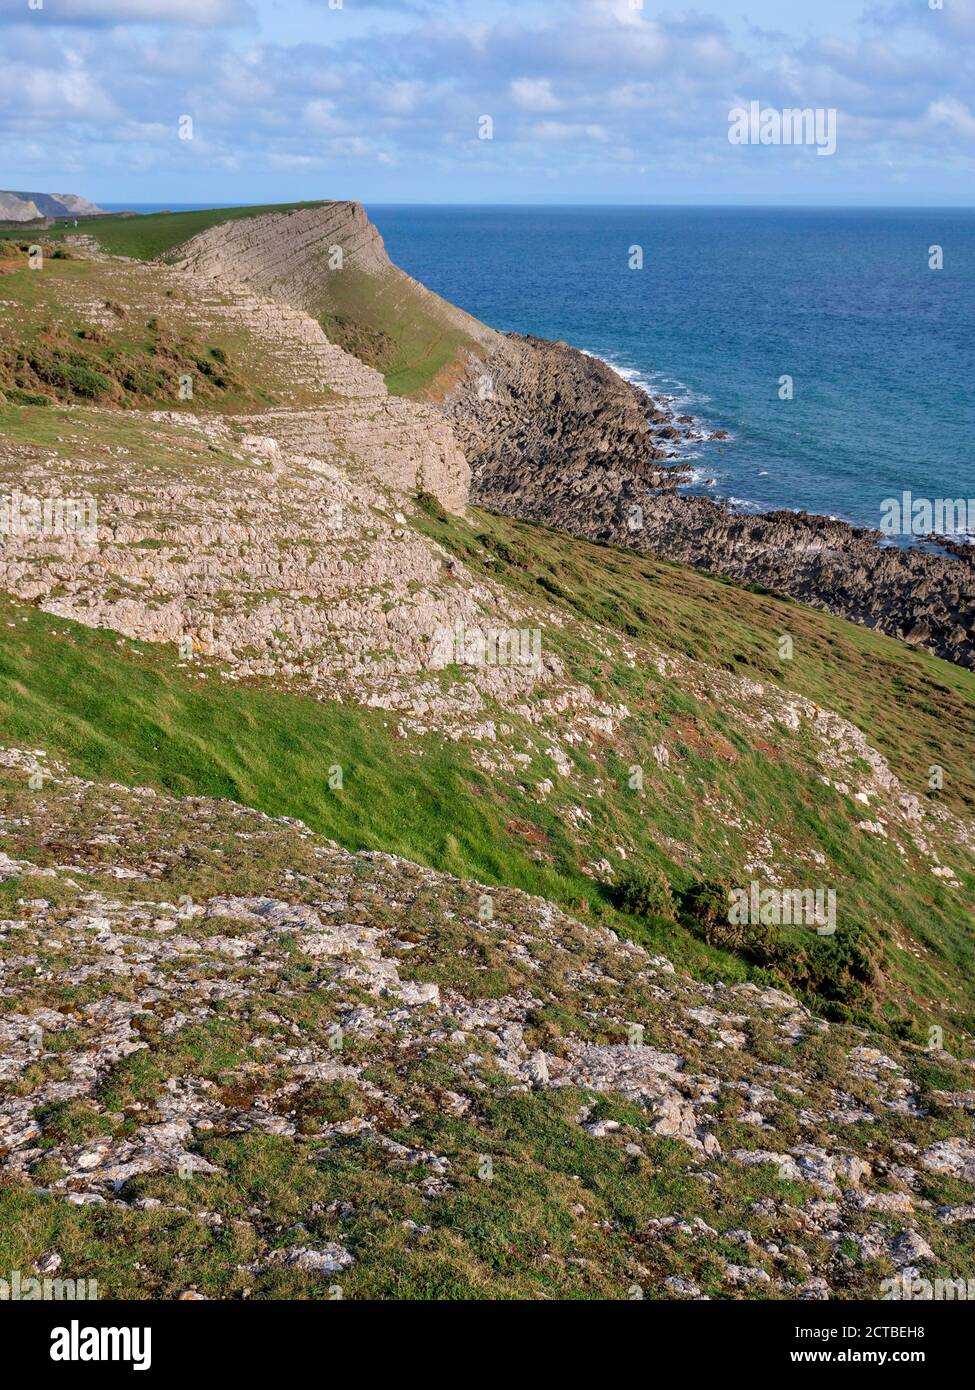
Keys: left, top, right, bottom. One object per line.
{"left": 446, "top": 333, "right": 975, "bottom": 670}
{"left": 617, "top": 495, "right": 975, "bottom": 668}
{"left": 445, "top": 332, "right": 675, "bottom": 484}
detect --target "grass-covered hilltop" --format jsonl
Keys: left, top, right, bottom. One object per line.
{"left": 1, "top": 202, "right": 974, "bottom": 1301}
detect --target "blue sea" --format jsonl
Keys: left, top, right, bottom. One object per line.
{"left": 106, "top": 204, "right": 974, "bottom": 530}
{"left": 367, "top": 205, "right": 974, "bottom": 532}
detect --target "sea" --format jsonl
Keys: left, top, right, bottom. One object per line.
{"left": 104, "top": 203, "right": 975, "bottom": 532}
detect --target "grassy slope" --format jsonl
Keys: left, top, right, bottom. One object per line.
{"left": 312, "top": 266, "right": 489, "bottom": 397}
{"left": 415, "top": 503, "right": 975, "bottom": 819}
{"left": 2, "top": 203, "right": 489, "bottom": 398}
{"left": 0, "top": 203, "right": 330, "bottom": 262}
{"left": 1, "top": 487, "right": 973, "bottom": 1044}
{"left": 0, "top": 252, "right": 337, "bottom": 413}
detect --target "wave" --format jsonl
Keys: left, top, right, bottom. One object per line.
{"left": 586, "top": 349, "right": 734, "bottom": 456}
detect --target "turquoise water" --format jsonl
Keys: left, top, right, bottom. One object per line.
{"left": 367, "top": 205, "right": 974, "bottom": 530}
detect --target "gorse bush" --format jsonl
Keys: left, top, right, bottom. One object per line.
{"left": 29, "top": 352, "right": 112, "bottom": 400}
{"left": 609, "top": 864, "right": 674, "bottom": 918}
{"left": 680, "top": 879, "right": 730, "bottom": 943}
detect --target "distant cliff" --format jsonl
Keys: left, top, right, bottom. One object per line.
{"left": 0, "top": 190, "right": 106, "bottom": 223}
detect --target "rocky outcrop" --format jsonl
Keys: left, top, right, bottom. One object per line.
{"left": 612, "top": 495, "right": 975, "bottom": 668}
{"left": 178, "top": 272, "right": 388, "bottom": 402}
{"left": 445, "top": 333, "right": 678, "bottom": 502}
{"left": 175, "top": 201, "right": 499, "bottom": 362}
{"left": 0, "top": 408, "right": 534, "bottom": 732}
{"left": 446, "top": 333, "right": 975, "bottom": 669}
{"left": 177, "top": 202, "right": 391, "bottom": 284}
{"left": 168, "top": 210, "right": 480, "bottom": 509}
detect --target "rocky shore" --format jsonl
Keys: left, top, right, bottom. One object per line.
{"left": 446, "top": 333, "right": 975, "bottom": 669}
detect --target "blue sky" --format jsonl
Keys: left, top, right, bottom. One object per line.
{"left": 1, "top": 0, "right": 973, "bottom": 205}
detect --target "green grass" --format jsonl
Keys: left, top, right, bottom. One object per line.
{"left": 1, "top": 664, "right": 973, "bottom": 1300}
{"left": 1, "top": 496, "right": 973, "bottom": 1042}
{"left": 0, "top": 253, "right": 327, "bottom": 413}
{"left": 0, "top": 202, "right": 331, "bottom": 262}
{"left": 414, "top": 498, "right": 975, "bottom": 819}
{"left": 314, "top": 265, "right": 489, "bottom": 396}
{"left": 0, "top": 596, "right": 588, "bottom": 908}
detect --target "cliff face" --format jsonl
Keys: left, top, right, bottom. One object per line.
{"left": 168, "top": 202, "right": 975, "bottom": 668}
{"left": 176, "top": 201, "right": 392, "bottom": 284}
{"left": 176, "top": 202, "right": 500, "bottom": 396}
{"left": 170, "top": 209, "right": 473, "bottom": 512}
{"left": 0, "top": 190, "right": 105, "bottom": 221}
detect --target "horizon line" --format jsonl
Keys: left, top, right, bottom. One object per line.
{"left": 95, "top": 199, "right": 975, "bottom": 212}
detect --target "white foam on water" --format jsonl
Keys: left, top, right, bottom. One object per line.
{"left": 582, "top": 348, "right": 759, "bottom": 508}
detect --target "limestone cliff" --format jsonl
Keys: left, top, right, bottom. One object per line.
{"left": 169, "top": 218, "right": 472, "bottom": 513}
{"left": 0, "top": 193, "right": 42, "bottom": 223}
{"left": 175, "top": 202, "right": 500, "bottom": 395}
{"left": 0, "top": 190, "right": 106, "bottom": 221}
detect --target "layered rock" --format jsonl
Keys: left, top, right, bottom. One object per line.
{"left": 175, "top": 201, "right": 499, "bottom": 363}
{"left": 246, "top": 402, "right": 469, "bottom": 513}
{"left": 0, "top": 409, "right": 542, "bottom": 733}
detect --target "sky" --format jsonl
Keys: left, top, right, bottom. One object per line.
{"left": 1, "top": 0, "right": 974, "bottom": 206}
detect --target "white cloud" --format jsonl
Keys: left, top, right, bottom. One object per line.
{"left": 0, "top": 58, "right": 117, "bottom": 118}
{"left": 510, "top": 77, "right": 561, "bottom": 111}
{"left": 380, "top": 81, "right": 423, "bottom": 115}
{"left": 302, "top": 99, "right": 345, "bottom": 135}
{"left": 925, "top": 97, "right": 975, "bottom": 140}
{"left": 530, "top": 120, "right": 609, "bottom": 142}
{"left": 0, "top": 0, "right": 251, "bottom": 25}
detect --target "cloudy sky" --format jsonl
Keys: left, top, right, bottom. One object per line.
{"left": 1, "top": 0, "right": 973, "bottom": 205}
